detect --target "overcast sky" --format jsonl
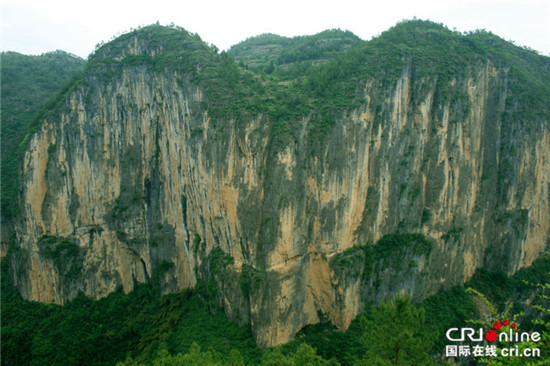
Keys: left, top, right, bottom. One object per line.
{"left": 2, "top": 0, "right": 549, "bottom": 59}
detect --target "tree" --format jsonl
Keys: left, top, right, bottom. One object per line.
{"left": 261, "top": 348, "right": 294, "bottom": 366}
{"left": 465, "top": 259, "right": 550, "bottom": 365}
{"left": 356, "top": 296, "right": 433, "bottom": 365}
{"left": 293, "top": 343, "right": 337, "bottom": 365}
{"left": 116, "top": 343, "right": 246, "bottom": 366}
{"left": 261, "top": 343, "right": 337, "bottom": 366}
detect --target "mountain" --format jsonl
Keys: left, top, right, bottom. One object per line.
{"left": 227, "top": 29, "right": 361, "bottom": 76}
{"left": 6, "top": 20, "right": 550, "bottom": 348}
{"left": 0, "top": 51, "right": 86, "bottom": 240}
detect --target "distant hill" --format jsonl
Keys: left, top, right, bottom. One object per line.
{"left": 228, "top": 29, "right": 362, "bottom": 77}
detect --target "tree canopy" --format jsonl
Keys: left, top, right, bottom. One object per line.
{"left": 357, "top": 296, "right": 433, "bottom": 365}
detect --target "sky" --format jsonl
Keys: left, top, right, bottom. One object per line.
{"left": 2, "top": 0, "right": 549, "bottom": 59}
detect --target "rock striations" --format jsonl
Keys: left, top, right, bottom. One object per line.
{"left": 9, "top": 21, "right": 550, "bottom": 347}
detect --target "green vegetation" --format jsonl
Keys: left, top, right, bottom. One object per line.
{"left": 463, "top": 255, "right": 550, "bottom": 365}
{"left": 421, "top": 209, "right": 431, "bottom": 225}
{"left": 465, "top": 257, "right": 550, "bottom": 313}
{"left": 356, "top": 296, "right": 433, "bottom": 365}
{"left": 191, "top": 247, "right": 236, "bottom": 310}
{"left": 2, "top": 254, "right": 549, "bottom": 365}
{"left": 422, "top": 286, "right": 479, "bottom": 350}
{"left": 228, "top": 29, "right": 361, "bottom": 79}
{"left": 0, "top": 51, "right": 85, "bottom": 219}
{"left": 279, "top": 321, "right": 363, "bottom": 365}
{"left": 118, "top": 342, "right": 335, "bottom": 366}
{"left": 260, "top": 343, "right": 337, "bottom": 366}
{"left": 82, "top": 20, "right": 549, "bottom": 153}
{"left": 38, "top": 235, "right": 84, "bottom": 279}
{"left": 117, "top": 343, "right": 247, "bottom": 366}
{"left": 208, "top": 247, "right": 235, "bottom": 275}
{"left": 239, "top": 263, "right": 267, "bottom": 297}
{"left": 331, "top": 233, "right": 433, "bottom": 279}
{"left": 441, "top": 227, "right": 463, "bottom": 242}
{"left": 1, "top": 259, "right": 261, "bottom": 365}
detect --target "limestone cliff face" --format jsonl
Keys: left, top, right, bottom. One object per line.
{"left": 11, "top": 25, "right": 550, "bottom": 347}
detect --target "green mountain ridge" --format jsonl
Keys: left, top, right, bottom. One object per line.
{"left": 71, "top": 20, "right": 550, "bottom": 151}
{"left": 227, "top": 29, "right": 361, "bottom": 73}
{"left": 24, "top": 20, "right": 548, "bottom": 138}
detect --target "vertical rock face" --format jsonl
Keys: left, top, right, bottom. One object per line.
{"left": 11, "top": 24, "right": 550, "bottom": 347}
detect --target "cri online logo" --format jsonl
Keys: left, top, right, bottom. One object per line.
{"left": 446, "top": 319, "right": 542, "bottom": 343}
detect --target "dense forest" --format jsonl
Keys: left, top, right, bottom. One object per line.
{"left": 2, "top": 255, "right": 549, "bottom": 365}
{"left": 2, "top": 20, "right": 550, "bottom": 365}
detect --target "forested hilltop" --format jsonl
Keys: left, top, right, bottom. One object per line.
{"left": 2, "top": 19, "right": 550, "bottom": 365}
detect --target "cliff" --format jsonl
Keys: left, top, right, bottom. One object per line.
{"left": 9, "top": 21, "right": 550, "bottom": 347}
{"left": 0, "top": 51, "right": 85, "bottom": 251}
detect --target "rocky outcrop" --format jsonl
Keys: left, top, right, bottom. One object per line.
{"left": 10, "top": 24, "right": 550, "bottom": 347}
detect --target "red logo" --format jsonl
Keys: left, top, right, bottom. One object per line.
{"left": 484, "top": 319, "right": 518, "bottom": 342}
